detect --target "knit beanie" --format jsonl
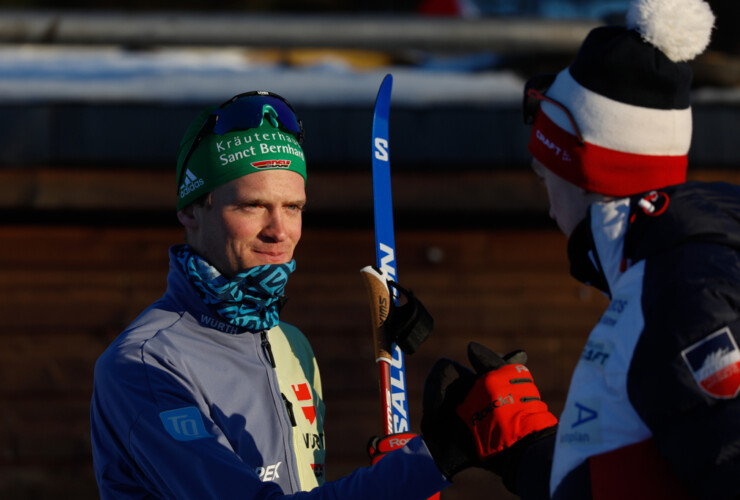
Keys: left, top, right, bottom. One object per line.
{"left": 527, "top": 0, "right": 715, "bottom": 197}
{"left": 176, "top": 94, "right": 306, "bottom": 210}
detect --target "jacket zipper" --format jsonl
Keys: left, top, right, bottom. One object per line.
{"left": 282, "top": 393, "right": 297, "bottom": 427}
{"left": 261, "top": 331, "right": 297, "bottom": 428}
{"left": 261, "top": 330, "right": 276, "bottom": 368}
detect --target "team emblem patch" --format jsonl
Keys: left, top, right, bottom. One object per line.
{"left": 251, "top": 159, "right": 291, "bottom": 169}
{"left": 159, "top": 406, "right": 213, "bottom": 441}
{"left": 681, "top": 327, "right": 740, "bottom": 399}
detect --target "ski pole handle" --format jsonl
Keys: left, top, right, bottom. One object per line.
{"left": 360, "top": 265, "right": 394, "bottom": 436}
{"left": 360, "top": 265, "right": 394, "bottom": 361}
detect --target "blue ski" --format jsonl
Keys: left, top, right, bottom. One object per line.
{"left": 371, "top": 73, "right": 410, "bottom": 434}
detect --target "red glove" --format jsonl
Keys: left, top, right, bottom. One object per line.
{"left": 367, "top": 432, "right": 417, "bottom": 465}
{"left": 455, "top": 344, "right": 558, "bottom": 459}
{"left": 367, "top": 433, "right": 442, "bottom": 500}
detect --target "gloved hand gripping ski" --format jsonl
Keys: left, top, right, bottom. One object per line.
{"left": 385, "top": 278, "right": 434, "bottom": 355}
{"left": 421, "top": 342, "right": 557, "bottom": 487}
{"left": 367, "top": 432, "right": 418, "bottom": 465}
{"left": 360, "top": 265, "right": 434, "bottom": 356}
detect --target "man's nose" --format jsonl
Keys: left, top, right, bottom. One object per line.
{"left": 261, "top": 210, "right": 287, "bottom": 241}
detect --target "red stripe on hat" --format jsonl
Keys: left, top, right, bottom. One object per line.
{"left": 527, "top": 111, "right": 687, "bottom": 197}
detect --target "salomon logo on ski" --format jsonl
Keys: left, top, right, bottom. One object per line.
{"left": 374, "top": 137, "right": 389, "bottom": 162}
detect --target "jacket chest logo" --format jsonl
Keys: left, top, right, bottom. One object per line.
{"left": 292, "top": 383, "right": 316, "bottom": 424}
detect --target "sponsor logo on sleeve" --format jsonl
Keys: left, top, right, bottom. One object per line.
{"left": 159, "top": 407, "right": 213, "bottom": 441}
{"left": 682, "top": 327, "right": 740, "bottom": 399}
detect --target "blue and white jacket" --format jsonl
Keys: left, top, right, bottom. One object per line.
{"left": 517, "top": 182, "right": 740, "bottom": 500}
{"left": 90, "top": 247, "right": 448, "bottom": 499}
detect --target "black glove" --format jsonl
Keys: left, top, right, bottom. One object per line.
{"left": 420, "top": 352, "right": 479, "bottom": 480}
{"left": 421, "top": 342, "right": 557, "bottom": 487}
{"left": 385, "top": 280, "right": 434, "bottom": 354}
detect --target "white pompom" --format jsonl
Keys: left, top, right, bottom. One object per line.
{"left": 626, "top": 0, "right": 715, "bottom": 62}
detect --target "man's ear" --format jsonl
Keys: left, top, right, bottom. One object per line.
{"left": 177, "top": 205, "right": 199, "bottom": 229}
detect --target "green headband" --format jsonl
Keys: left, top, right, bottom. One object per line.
{"left": 176, "top": 104, "right": 307, "bottom": 210}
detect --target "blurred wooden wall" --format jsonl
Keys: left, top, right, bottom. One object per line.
{"left": 3, "top": 164, "right": 740, "bottom": 498}
{"left": 0, "top": 169, "right": 612, "bottom": 500}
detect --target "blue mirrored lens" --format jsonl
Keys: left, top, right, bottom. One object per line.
{"left": 212, "top": 95, "right": 302, "bottom": 137}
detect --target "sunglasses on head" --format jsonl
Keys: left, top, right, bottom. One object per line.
{"left": 180, "top": 91, "right": 304, "bottom": 178}
{"left": 523, "top": 73, "right": 584, "bottom": 145}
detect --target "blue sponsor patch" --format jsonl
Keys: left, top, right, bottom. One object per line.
{"left": 682, "top": 327, "right": 740, "bottom": 399}
{"left": 159, "top": 407, "right": 213, "bottom": 441}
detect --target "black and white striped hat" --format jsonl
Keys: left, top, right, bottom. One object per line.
{"left": 527, "top": 0, "right": 715, "bottom": 197}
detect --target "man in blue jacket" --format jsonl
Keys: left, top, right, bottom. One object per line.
{"left": 90, "top": 91, "right": 454, "bottom": 499}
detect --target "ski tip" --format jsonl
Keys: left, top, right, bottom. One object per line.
{"left": 377, "top": 74, "right": 393, "bottom": 94}
{"left": 375, "top": 74, "right": 393, "bottom": 104}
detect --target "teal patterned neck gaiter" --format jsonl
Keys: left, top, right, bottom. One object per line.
{"left": 176, "top": 245, "right": 295, "bottom": 333}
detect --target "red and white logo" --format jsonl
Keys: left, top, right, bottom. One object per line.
{"left": 292, "top": 383, "right": 316, "bottom": 424}
{"left": 251, "top": 159, "right": 291, "bottom": 169}
{"left": 682, "top": 327, "right": 740, "bottom": 399}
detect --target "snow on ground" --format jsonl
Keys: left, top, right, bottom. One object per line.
{"left": 0, "top": 45, "right": 526, "bottom": 106}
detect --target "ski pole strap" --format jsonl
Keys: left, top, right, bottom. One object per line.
{"left": 386, "top": 281, "right": 434, "bottom": 354}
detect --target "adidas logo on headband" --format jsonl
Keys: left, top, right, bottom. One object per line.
{"left": 179, "top": 169, "right": 205, "bottom": 199}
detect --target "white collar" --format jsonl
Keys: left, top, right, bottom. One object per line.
{"left": 589, "top": 197, "right": 631, "bottom": 291}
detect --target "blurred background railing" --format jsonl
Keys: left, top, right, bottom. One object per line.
{"left": 0, "top": 11, "right": 597, "bottom": 51}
